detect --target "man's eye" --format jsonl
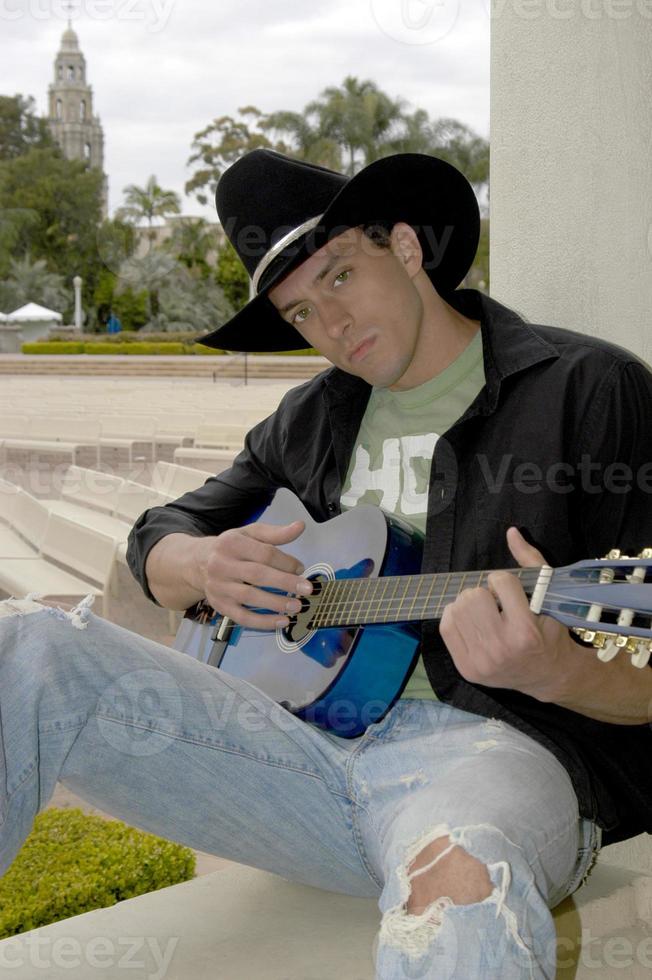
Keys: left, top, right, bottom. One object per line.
{"left": 334, "top": 270, "right": 350, "bottom": 286}
{"left": 292, "top": 307, "right": 311, "bottom": 324}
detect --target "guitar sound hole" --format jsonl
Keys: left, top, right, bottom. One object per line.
{"left": 281, "top": 574, "right": 324, "bottom": 644}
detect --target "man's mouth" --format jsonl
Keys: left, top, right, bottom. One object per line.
{"left": 349, "top": 337, "right": 375, "bottom": 363}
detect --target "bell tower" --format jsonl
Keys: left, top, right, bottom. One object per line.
{"left": 48, "top": 21, "right": 108, "bottom": 215}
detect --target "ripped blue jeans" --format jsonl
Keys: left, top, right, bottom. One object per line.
{"left": 0, "top": 598, "right": 600, "bottom": 979}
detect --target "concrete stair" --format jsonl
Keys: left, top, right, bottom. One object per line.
{"left": 0, "top": 354, "right": 329, "bottom": 380}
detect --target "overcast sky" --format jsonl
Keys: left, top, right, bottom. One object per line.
{"left": 2, "top": 0, "right": 490, "bottom": 219}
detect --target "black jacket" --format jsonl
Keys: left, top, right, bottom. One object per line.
{"left": 128, "top": 290, "right": 652, "bottom": 844}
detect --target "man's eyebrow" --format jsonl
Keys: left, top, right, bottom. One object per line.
{"left": 277, "top": 255, "right": 342, "bottom": 315}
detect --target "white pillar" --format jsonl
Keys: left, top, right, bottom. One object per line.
{"left": 490, "top": 3, "right": 652, "bottom": 362}
{"left": 73, "top": 275, "right": 83, "bottom": 332}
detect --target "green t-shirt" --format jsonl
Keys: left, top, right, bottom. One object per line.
{"left": 340, "top": 329, "right": 486, "bottom": 698}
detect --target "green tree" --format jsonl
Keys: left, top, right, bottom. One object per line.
{"left": 116, "top": 176, "right": 181, "bottom": 240}
{"left": 117, "top": 250, "right": 177, "bottom": 323}
{"left": 0, "top": 254, "right": 67, "bottom": 313}
{"left": 163, "top": 217, "right": 218, "bottom": 279}
{"left": 306, "top": 76, "right": 404, "bottom": 175}
{"left": 185, "top": 107, "right": 281, "bottom": 206}
{"left": 116, "top": 251, "right": 233, "bottom": 332}
{"left": 261, "top": 111, "right": 341, "bottom": 171}
{"left": 429, "top": 118, "right": 489, "bottom": 194}
{"left": 93, "top": 268, "right": 148, "bottom": 332}
{"left": 215, "top": 239, "right": 249, "bottom": 310}
{"left": 0, "top": 147, "right": 104, "bottom": 308}
{"left": 0, "top": 95, "right": 54, "bottom": 160}
{"left": 185, "top": 82, "right": 489, "bottom": 207}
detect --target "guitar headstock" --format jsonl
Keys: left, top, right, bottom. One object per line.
{"left": 546, "top": 549, "right": 652, "bottom": 668}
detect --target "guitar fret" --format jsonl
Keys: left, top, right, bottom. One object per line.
{"left": 311, "top": 568, "right": 544, "bottom": 628}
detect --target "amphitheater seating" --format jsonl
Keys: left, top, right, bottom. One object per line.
{"left": 150, "top": 461, "right": 213, "bottom": 497}
{"left": 0, "top": 416, "right": 101, "bottom": 465}
{"left": 99, "top": 416, "right": 158, "bottom": 465}
{"left": 0, "top": 512, "right": 117, "bottom": 618}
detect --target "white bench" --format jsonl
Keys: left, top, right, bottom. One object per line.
{"left": 193, "top": 422, "right": 249, "bottom": 450}
{"left": 150, "top": 461, "right": 213, "bottom": 497}
{"left": 0, "top": 484, "right": 40, "bottom": 558}
{"left": 0, "top": 513, "right": 117, "bottom": 618}
{"left": 153, "top": 413, "right": 204, "bottom": 450}
{"left": 0, "top": 417, "right": 101, "bottom": 466}
{"left": 99, "top": 416, "right": 158, "bottom": 466}
{"left": 173, "top": 446, "right": 239, "bottom": 467}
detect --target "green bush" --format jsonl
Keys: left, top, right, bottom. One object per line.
{"left": 0, "top": 808, "right": 195, "bottom": 939}
{"left": 22, "top": 339, "right": 323, "bottom": 357}
{"left": 192, "top": 343, "right": 226, "bottom": 355}
{"left": 83, "top": 342, "right": 186, "bottom": 355}
{"left": 21, "top": 342, "right": 85, "bottom": 354}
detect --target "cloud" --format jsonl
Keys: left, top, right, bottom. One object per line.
{"left": 0, "top": 0, "right": 489, "bottom": 217}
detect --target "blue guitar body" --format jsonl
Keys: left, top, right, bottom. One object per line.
{"left": 175, "top": 489, "right": 652, "bottom": 736}
{"left": 175, "top": 488, "right": 423, "bottom": 737}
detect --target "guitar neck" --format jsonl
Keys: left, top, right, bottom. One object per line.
{"left": 309, "top": 567, "right": 543, "bottom": 628}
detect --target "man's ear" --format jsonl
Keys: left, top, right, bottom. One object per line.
{"left": 390, "top": 222, "right": 423, "bottom": 278}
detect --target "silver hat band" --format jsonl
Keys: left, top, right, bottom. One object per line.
{"left": 251, "top": 214, "right": 324, "bottom": 293}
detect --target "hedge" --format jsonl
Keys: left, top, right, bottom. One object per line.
{"left": 22, "top": 342, "right": 85, "bottom": 354}
{"left": 85, "top": 342, "right": 187, "bottom": 355}
{"left": 0, "top": 808, "right": 195, "bottom": 939}
{"left": 21, "top": 341, "right": 320, "bottom": 356}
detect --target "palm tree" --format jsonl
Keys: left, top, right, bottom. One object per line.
{"left": 0, "top": 254, "right": 68, "bottom": 312}
{"left": 117, "top": 250, "right": 177, "bottom": 323}
{"left": 116, "top": 176, "right": 181, "bottom": 241}
{"left": 306, "top": 77, "right": 405, "bottom": 175}
{"left": 261, "top": 111, "right": 341, "bottom": 171}
{"left": 163, "top": 217, "right": 218, "bottom": 278}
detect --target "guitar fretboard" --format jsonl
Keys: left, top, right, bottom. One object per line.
{"left": 308, "top": 567, "right": 542, "bottom": 628}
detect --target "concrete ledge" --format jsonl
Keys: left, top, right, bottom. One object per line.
{"left": 1, "top": 856, "right": 650, "bottom": 979}
{"left": 0, "top": 354, "right": 329, "bottom": 380}
{"left": 0, "top": 865, "right": 380, "bottom": 979}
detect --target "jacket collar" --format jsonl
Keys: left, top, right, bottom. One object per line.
{"left": 323, "top": 289, "right": 560, "bottom": 414}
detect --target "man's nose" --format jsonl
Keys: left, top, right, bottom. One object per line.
{"left": 321, "top": 298, "right": 351, "bottom": 338}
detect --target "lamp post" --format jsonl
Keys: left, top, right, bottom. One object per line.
{"left": 73, "top": 275, "right": 83, "bottom": 332}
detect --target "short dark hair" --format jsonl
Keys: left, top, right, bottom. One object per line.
{"left": 361, "top": 221, "right": 393, "bottom": 249}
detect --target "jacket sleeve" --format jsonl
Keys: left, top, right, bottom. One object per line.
{"left": 126, "top": 405, "right": 291, "bottom": 603}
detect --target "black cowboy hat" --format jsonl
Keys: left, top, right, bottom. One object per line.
{"left": 199, "top": 149, "right": 480, "bottom": 352}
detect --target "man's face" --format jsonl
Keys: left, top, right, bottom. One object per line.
{"left": 268, "top": 225, "right": 427, "bottom": 390}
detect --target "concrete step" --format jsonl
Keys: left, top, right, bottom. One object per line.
{"left": 0, "top": 354, "right": 329, "bottom": 380}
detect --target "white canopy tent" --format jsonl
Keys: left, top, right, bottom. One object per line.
{"left": 0, "top": 302, "right": 63, "bottom": 352}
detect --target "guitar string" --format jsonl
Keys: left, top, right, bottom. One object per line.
{"left": 309, "top": 587, "right": 650, "bottom": 626}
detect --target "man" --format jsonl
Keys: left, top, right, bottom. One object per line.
{"left": 1, "top": 150, "right": 651, "bottom": 979}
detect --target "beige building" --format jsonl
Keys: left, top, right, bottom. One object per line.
{"left": 47, "top": 22, "right": 108, "bottom": 216}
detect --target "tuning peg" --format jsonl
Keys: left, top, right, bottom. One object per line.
{"left": 632, "top": 642, "right": 652, "bottom": 668}
{"left": 597, "top": 640, "right": 619, "bottom": 662}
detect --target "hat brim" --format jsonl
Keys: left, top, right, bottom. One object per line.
{"left": 199, "top": 154, "right": 480, "bottom": 353}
